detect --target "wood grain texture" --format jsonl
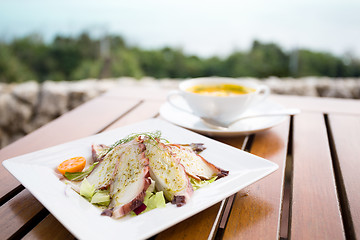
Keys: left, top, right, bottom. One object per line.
{"left": 104, "top": 99, "right": 163, "bottom": 131}
{"left": 212, "top": 136, "right": 247, "bottom": 149}
{"left": 222, "top": 118, "right": 290, "bottom": 240}
{"left": 271, "top": 95, "right": 360, "bottom": 115}
{"left": 290, "top": 113, "right": 345, "bottom": 239}
{"left": 23, "top": 215, "right": 75, "bottom": 240}
{"left": 0, "top": 97, "right": 140, "bottom": 201}
{"left": 0, "top": 190, "right": 44, "bottom": 239}
{"left": 156, "top": 203, "right": 222, "bottom": 240}
{"left": 328, "top": 114, "right": 360, "bottom": 239}
{"left": 104, "top": 86, "right": 171, "bottom": 101}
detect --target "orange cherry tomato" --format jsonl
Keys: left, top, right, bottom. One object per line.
{"left": 57, "top": 157, "right": 86, "bottom": 175}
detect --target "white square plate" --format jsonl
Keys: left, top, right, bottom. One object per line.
{"left": 3, "top": 119, "right": 278, "bottom": 240}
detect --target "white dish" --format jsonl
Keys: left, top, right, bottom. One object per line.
{"left": 160, "top": 97, "right": 288, "bottom": 137}
{"left": 3, "top": 119, "right": 278, "bottom": 240}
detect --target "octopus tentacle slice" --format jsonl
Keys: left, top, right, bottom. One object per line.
{"left": 104, "top": 140, "right": 151, "bottom": 218}
{"left": 91, "top": 144, "right": 109, "bottom": 162}
{"left": 168, "top": 144, "right": 229, "bottom": 181}
{"left": 88, "top": 138, "right": 151, "bottom": 218}
{"left": 87, "top": 144, "right": 122, "bottom": 190}
{"left": 144, "top": 139, "right": 193, "bottom": 206}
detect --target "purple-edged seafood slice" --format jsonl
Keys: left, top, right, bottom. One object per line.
{"left": 168, "top": 144, "right": 229, "bottom": 181}
{"left": 91, "top": 144, "right": 109, "bottom": 162}
{"left": 145, "top": 140, "right": 193, "bottom": 206}
{"left": 87, "top": 140, "right": 136, "bottom": 190}
{"left": 106, "top": 140, "right": 151, "bottom": 218}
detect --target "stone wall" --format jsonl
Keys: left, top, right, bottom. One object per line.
{"left": 1, "top": 77, "right": 360, "bottom": 148}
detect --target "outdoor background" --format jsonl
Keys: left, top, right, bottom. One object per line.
{"left": 1, "top": 0, "right": 360, "bottom": 148}
{"left": 1, "top": 0, "right": 360, "bottom": 82}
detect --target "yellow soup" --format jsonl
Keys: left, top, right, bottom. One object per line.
{"left": 187, "top": 84, "right": 255, "bottom": 96}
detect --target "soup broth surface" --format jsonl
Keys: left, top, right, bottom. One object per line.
{"left": 187, "top": 84, "right": 255, "bottom": 96}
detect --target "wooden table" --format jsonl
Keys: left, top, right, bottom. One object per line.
{"left": 1, "top": 86, "right": 359, "bottom": 240}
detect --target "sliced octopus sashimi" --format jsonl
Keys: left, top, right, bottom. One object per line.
{"left": 91, "top": 144, "right": 109, "bottom": 162}
{"left": 105, "top": 140, "right": 151, "bottom": 218}
{"left": 145, "top": 139, "right": 193, "bottom": 206}
{"left": 168, "top": 144, "right": 229, "bottom": 181}
{"left": 179, "top": 143, "right": 206, "bottom": 154}
{"left": 87, "top": 139, "right": 137, "bottom": 190}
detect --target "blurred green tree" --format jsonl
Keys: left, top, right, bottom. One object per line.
{"left": 223, "top": 41, "right": 289, "bottom": 77}
{"left": 70, "top": 59, "right": 103, "bottom": 80}
{"left": 50, "top": 36, "right": 83, "bottom": 80}
{"left": 224, "top": 52, "right": 252, "bottom": 77}
{"left": 248, "top": 41, "right": 289, "bottom": 77}
{"left": 110, "top": 48, "right": 143, "bottom": 79}
{"left": 0, "top": 43, "right": 36, "bottom": 83}
{"left": 296, "top": 50, "right": 347, "bottom": 77}
{"left": 203, "top": 56, "right": 226, "bottom": 77}
{"left": 0, "top": 33, "right": 360, "bottom": 82}
{"left": 9, "top": 34, "right": 53, "bottom": 81}
{"left": 134, "top": 48, "right": 169, "bottom": 78}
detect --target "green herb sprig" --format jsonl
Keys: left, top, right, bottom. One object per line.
{"left": 64, "top": 162, "right": 99, "bottom": 181}
{"left": 102, "top": 130, "right": 168, "bottom": 157}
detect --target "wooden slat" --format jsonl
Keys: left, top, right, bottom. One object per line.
{"left": 222, "top": 118, "right": 290, "bottom": 239}
{"left": 109, "top": 88, "right": 360, "bottom": 115}
{"left": 0, "top": 96, "right": 140, "bottom": 201}
{"left": 156, "top": 203, "right": 222, "bottom": 240}
{"left": 271, "top": 95, "right": 360, "bottom": 115}
{"left": 107, "top": 86, "right": 360, "bottom": 116}
{"left": 104, "top": 86, "right": 170, "bottom": 101}
{"left": 328, "top": 114, "right": 360, "bottom": 239}
{"left": 155, "top": 137, "right": 246, "bottom": 240}
{"left": 104, "top": 99, "right": 163, "bottom": 131}
{"left": 290, "top": 113, "right": 345, "bottom": 239}
{"left": 0, "top": 190, "right": 43, "bottom": 239}
{"left": 23, "top": 215, "right": 74, "bottom": 240}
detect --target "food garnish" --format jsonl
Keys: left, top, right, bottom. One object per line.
{"left": 190, "top": 176, "right": 217, "bottom": 190}
{"left": 57, "top": 157, "right": 86, "bottom": 175}
{"left": 131, "top": 189, "right": 166, "bottom": 215}
{"left": 91, "top": 190, "right": 111, "bottom": 206}
{"left": 102, "top": 131, "right": 167, "bottom": 157}
{"left": 79, "top": 178, "right": 111, "bottom": 206}
{"left": 79, "top": 178, "right": 95, "bottom": 200}
{"left": 64, "top": 162, "right": 98, "bottom": 181}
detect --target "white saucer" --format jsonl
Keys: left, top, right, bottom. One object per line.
{"left": 159, "top": 99, "right": 288, "bottom": 137}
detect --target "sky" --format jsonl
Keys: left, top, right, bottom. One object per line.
{"left": 1, "top": 0, "right": 360, "bottom": 58}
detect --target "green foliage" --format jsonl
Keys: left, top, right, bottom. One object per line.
{"left": 135, "top": 48, "right": 170, "bottom": 78}
{"left": 51, "top": 37, "right": 82, "bottom": 80}
{"left": 345, "top": 58, "right": 360, "bottom": 77}
{"left": 203, "top": 56, "right": 226, "bottom": 77}
{"left": 223, "top": 41, "right": 289, "bottom": 78}
{"left": 249, "top": 41, "right": 289, "bottom": 77}
{"left": 296, "top": 50, "right": 348, "bottom": 77}
{"left": 70, "top": 59, "right": 103, "bottom": 80}
{"left": 0, "top": 43, "right": 36, "bottom": 83}
{"left": 0, "top": 33, "right": 359, "bottom": 83}
{"left": 110, "top": 48, "right": 143, "bottom": 79}
{"left": 224, "top": 52, "right": 252, "bottom": 77}
{"left": 8, "top": 34, "right": 52, "bottom": 82}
